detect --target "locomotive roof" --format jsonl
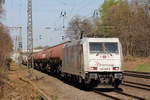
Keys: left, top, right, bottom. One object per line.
{"left": 65, "top": 38, "right": 119, "bottom": 47}
{"left": 85, "top": 37, "right": 119, "bottom": 42}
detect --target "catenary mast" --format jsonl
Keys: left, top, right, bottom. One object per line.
{"left": 27, "top": 0, "right": 33, "bottom": 68}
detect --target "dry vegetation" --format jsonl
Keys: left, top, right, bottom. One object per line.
{"left": 105, "top": 2, "right": 150, "bottom": 57}
{"left": 1, "top": 62, "right": 46, "bottom": 100}
{"left": 0, "top": 26, "right": 13, "bottom": 71}
{"left": 0, "top": 4, "right": 13, "bottom": 99}
{"left": 123, "top": 57, "right": 150, "bottom": 71}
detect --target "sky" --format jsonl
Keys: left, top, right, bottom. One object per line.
{"left": 2, "top": 0, "right": 104, "bottom": 50}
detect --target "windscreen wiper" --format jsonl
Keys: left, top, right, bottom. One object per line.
{"left": 104, "top": 47, "right": 112, "bottom": 56}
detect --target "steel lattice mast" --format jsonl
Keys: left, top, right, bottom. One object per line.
{"left": 27, "top": 0, "right": 33, "bottom": 68}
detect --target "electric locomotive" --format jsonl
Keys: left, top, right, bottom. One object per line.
{"left": 62, "top": 38, "right": 123, "bottom": 88}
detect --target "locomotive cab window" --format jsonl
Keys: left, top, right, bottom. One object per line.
{"left": 104, "top": 42, "right": 119, "bottom": 54}
{"left": 89, "top": 42, "right": 103, "bottom": 53}
{"left": 89, "top": 42, "right": 119, "bottom": 54}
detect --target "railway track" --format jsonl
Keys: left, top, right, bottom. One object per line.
{"left": 94, "top": 89, "right": 145, "bottom": 100}
{"left": 94, "top": 90, "right": 120, "bottom": 100}
{"left": 123, "top": 71, "right": 150, "bottom": 79}
{"left": 114, "top": 90, "right": 145, "bottom": 100}
{"left": 93, "top": 71, "right": 150, "bottom": 100}
{"left": 124, "top": 71, "right": 150, "bottom": 75}
{"left": 124, "top": 81, "right": 150, "bottom": 88}
{"left": 123, "top": 71, "right": 150, "bottom": 91}
{"left": 34, "top": 68, "right": 149, "bottom": 100}
{"left": 122, "top": 83, "right": 150, "bottom": 91}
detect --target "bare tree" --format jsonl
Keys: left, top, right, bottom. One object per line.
{"left": 65, "top": 16, "right": 103, "bottom": 40}
{"left": 105, "top": 2, "right": 150, "bottom": 57}
{"left": 66, "top": 16, "right": 82, "bottom": 40}
{"left": 0, "top": 0, "right": 5, "bottom": 5}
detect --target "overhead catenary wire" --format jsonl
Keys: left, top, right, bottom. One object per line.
{"left": 73, "top": 0, "right": 94, "bottom": 14}
{"left": 54, "top": 0, "right": 101, "bottom": 42}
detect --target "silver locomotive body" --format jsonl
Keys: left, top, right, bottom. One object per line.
{"left": 62, "top": 38, "right": 123, "bottom": 88}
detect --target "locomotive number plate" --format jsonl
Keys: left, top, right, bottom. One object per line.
{"left": 99, "top": 67, "right": 111, "bottom": 71}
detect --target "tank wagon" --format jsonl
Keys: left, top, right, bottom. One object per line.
{"left": 33, "top": 42, "right": 68, "bottom": 73}
{"left": 31, "top": 38, "right": 123, "bottom": 88}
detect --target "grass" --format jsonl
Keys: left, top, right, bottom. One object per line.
{"left": 135, "top": 63, "right": 150, "bottom": 73}
{"left": 124, "top": 56, "right": 136, "bottom": 62}
{"left": 37, "top": 95, "right": 45, "bottom": 100}
{"left": 54, "top": 96, "right": 58, "bottom": 100}
{"left": 3, "top": 74, "right": 10, "bottom": 82}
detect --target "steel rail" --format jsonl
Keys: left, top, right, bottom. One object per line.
{"left": 124, "top": 71, "right": 150, "bottom": 75}
{"left": 123, "top": 73, "right": 150, "bottom": 79}
{"left": 124, "top": 81, "right": 150, "bottom": 88}
{"left": 122, "top": 83, "right": 150, "bottom": 91}
{"left": 94, "top": 90, "right": 145, "bottom": 100}
{"left": 114, "top": 90, "right": 145, "bottom": 100}
{"left": 94, "top": 90, "right": 121, "bottom": 100}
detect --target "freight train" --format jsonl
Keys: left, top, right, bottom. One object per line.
{"left": 26, "top": 38, "right": 123, "bottom": 88}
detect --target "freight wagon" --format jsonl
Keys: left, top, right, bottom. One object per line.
{"left": 33, "top": 42, "right": 68, "bottom": 73}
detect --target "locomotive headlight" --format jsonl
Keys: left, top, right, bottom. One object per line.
{"left": 91, "top": 67, "right": 98, "bottom": 70}
{"left": 113, "top": 67, "right": 119, "bottom": 71}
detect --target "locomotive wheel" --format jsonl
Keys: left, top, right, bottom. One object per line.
{"left": 78, "top": 76, "right": 82, "bottom": 84}
{"left": 61, "top": 72, "right": 65, "bottom": 78}
{"left": 37, "top": 65, "right": 40, "bottom": 70}
{"left": 41, "top": 65, "right": 45, "bottom": 72}
{"left": 46, "top": 64, "right": 51, "bottom": 73}
{"left": 114, "top": 83, "right": 119, "bottom": 89}
{"left": 57, "top": 65, "right": 62, "bottom": 74}
{"left": 63, "top": 73, "right": 68, "bottom": 82}
{"left": 40, "top": 64, "right": 44, "bottom": 72}
{"left": 78, "top": 77, "right": 84, "bottom": 88}
{"left": 114, "top": 79, "right": 120, "bottom": 89}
